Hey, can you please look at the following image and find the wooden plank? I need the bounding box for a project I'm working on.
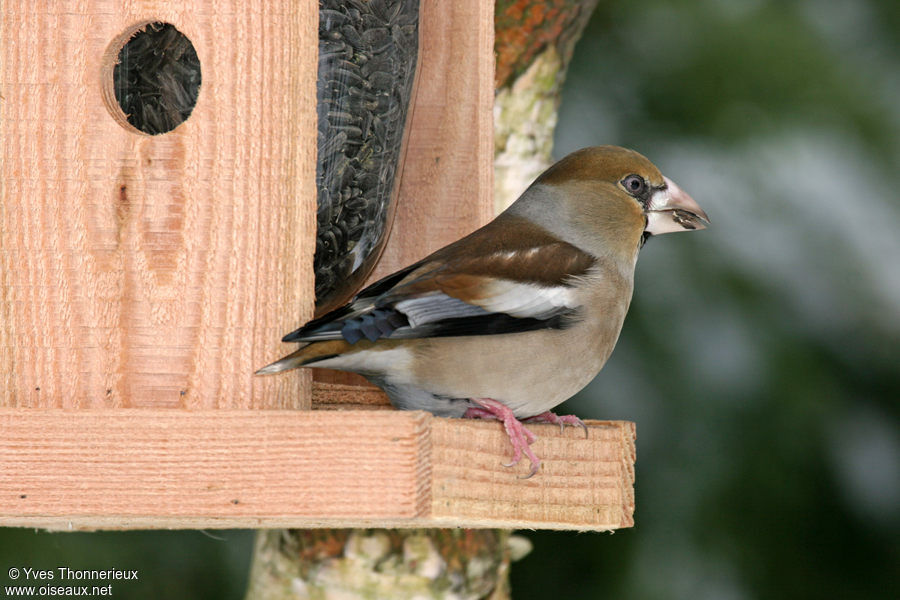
[0,1,316,409]
[312,381,392,411]
[0,410,634,531]
[431,419,635,529]
[0,409,432,527]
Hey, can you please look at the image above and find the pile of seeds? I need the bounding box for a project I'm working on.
[113,22,201,135]
[314,0,420,307]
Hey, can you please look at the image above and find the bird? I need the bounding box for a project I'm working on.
[258,145,709,477]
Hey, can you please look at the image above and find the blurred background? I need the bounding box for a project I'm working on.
[519,0,900,598]
[2,0,897,598]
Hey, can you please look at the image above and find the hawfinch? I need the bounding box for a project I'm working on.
[259,146,709,477]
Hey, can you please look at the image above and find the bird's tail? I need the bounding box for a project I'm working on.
[255,340,352,375]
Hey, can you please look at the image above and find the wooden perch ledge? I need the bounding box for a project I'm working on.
[0,409,635,532]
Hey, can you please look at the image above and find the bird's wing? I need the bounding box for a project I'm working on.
[283,216,597,344]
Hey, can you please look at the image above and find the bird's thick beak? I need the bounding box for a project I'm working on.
[644,176,710,235]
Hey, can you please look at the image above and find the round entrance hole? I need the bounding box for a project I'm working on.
[105,22,201,135]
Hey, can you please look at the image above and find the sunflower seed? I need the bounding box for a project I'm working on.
[314,0,420,305]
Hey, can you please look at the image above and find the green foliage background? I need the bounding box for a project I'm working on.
[2,1,897,598]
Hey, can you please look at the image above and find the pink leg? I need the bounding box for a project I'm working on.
[463,398,541,478]
[462,406,500,422]
[522,411,589,438]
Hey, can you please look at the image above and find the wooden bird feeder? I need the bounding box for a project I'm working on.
[0,1,634,532]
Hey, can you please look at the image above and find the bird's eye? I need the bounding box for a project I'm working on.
[622,174,646,196]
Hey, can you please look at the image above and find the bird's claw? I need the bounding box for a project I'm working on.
[464,401,589,477]
[499,419,541,479]
[522,411,589,438]
[465,398,541,477]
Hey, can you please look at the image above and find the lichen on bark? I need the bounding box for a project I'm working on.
[244,529,527,600]
[494,0,599,212]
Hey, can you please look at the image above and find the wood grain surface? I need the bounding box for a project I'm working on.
[0,410,635,531]
[0,1,316,409]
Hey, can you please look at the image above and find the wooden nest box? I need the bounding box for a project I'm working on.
[0,1,634,531]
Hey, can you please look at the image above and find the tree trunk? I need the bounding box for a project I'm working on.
[245,529,532,599]
[494,0,599,212]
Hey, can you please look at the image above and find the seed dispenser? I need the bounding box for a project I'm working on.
[314,0,421,314]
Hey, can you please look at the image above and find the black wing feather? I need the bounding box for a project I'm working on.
[282,261,423,343]
[405,310,577,339]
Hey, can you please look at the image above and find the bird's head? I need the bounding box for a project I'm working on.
[512,146,709,261]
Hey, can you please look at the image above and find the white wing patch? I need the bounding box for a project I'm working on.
[394,279,578,327]
[476,280,579,318]
[394,295,491,328]
[382,241,589,328]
